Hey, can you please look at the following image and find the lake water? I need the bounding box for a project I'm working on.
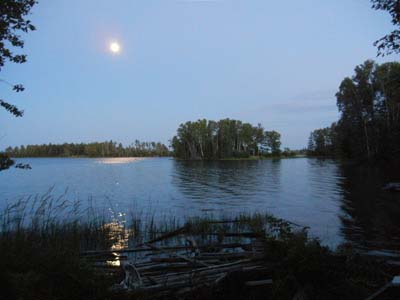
[1,157,399,253]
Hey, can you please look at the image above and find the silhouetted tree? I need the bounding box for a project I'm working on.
[171,119,283,160]
[0,0,37,171]
[372,0,400,56]
[309,60,400,161]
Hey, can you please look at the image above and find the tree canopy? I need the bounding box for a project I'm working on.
[264,131,282,156]
[171,118,282,160]
[308,60,400,161]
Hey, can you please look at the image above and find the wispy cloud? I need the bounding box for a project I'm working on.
[238,89,337,117]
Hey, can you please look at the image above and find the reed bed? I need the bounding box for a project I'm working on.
[0,192,399,300]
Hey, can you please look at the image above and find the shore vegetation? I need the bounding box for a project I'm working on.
[1,193,399,300]
[308,60,400,164]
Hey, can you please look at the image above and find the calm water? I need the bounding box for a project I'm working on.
[1,157,399,252]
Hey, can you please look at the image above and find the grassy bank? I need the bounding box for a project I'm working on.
[0,194,398,300]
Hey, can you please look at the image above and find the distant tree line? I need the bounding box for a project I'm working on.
[308,60,400,161]
[4,140,170,158]
[308,125,337,157]
[171,118,284,159]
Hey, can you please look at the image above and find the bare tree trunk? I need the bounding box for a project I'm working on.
[199,138,204,159]
[363,119,371,159]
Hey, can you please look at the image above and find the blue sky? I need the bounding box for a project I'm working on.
[0,0,397,149]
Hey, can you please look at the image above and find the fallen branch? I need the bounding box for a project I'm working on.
[81,242,250,256]
[145,243,210,267]
[245,279,273,287]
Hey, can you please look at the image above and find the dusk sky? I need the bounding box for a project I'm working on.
[0,0,397,149]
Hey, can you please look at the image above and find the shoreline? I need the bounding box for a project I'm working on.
[9,155,308,161]
[2,208,399,300]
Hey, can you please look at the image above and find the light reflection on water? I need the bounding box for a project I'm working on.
[0,157,399,253]
[104,220,131,266]
[96,157,146,165]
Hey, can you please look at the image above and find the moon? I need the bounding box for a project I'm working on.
[110,42,121,54]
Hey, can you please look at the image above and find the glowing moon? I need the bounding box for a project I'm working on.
[110,42,121,54]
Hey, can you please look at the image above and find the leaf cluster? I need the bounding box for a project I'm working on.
[372,0,400,56]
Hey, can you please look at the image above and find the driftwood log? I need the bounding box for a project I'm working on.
[82,220,400,299]
[86,221,272,297]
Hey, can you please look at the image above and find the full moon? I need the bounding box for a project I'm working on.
[110,42,121,54]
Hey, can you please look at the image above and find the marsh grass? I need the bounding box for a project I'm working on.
[0,192,394,300]
[0,191,117,300]
[0,191,298,300]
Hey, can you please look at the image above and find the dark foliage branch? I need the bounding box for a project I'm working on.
[0,99,23,117]
[0,0,36,117]
[0,0,36,171]
[0,0,37,70]
[372,0,400,56]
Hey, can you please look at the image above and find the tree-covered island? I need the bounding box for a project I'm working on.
[171,118,295,160]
